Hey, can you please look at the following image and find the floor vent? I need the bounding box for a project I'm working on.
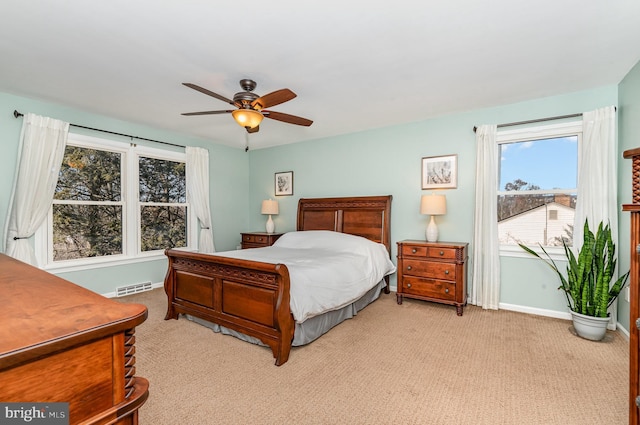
[116,281,153,297]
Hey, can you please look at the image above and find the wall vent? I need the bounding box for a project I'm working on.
[116,281,153,297]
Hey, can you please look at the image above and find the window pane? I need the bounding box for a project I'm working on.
[499,136,577,191]
[53,204,123,260]
[139,157,186,203]
[498,194,575,246]
[140,206,187,251]
[55,146,121,201]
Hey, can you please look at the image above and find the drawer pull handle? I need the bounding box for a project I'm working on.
[412,248,417,253]
[407,283,412,288]
[444,270,449,275]
[445,288,449,293]
[407,266,412,271]
[439,251,444,256]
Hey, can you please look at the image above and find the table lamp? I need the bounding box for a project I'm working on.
[420,194,446,242]
[261,199,279,234]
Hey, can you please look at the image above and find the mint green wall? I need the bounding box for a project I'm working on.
[0,91,249,294]
[617,60,640,331]
[0,82,626,310]
[248,86,619,316]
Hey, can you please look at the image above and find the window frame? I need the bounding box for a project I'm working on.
[35,133,196,272]
[497,120,582,260]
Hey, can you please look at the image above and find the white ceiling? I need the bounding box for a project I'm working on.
[1,1,640,150]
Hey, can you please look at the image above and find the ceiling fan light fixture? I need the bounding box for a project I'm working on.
[232,109,263,129]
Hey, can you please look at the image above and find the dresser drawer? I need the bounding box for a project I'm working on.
[402,259,456,280]
[242,234,270,244]
[240,232,283,249]
[401,245,458,260]
[426,247,458,260]
[401,245,429,257]
[401,276,456,301]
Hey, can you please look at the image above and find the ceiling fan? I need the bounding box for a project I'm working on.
[181,79,313,134]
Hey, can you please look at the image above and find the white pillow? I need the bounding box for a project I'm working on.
[274,230,383,255]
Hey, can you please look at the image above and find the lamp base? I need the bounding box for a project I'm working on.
[426,216,438,242]
[266,215,275,234]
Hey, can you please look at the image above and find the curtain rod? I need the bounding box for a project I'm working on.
[472,107,617,133]
[13,110,185,148]
[472,113,582,133]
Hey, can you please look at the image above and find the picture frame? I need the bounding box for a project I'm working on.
[275,171,294,196]
[422,154,457,189]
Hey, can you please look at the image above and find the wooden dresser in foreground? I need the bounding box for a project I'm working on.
[623,147,640,425]
[396,240,468,315]
[241,232,283,249]
[0,254,149,425]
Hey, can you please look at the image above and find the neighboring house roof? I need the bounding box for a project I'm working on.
[499,202,574,223]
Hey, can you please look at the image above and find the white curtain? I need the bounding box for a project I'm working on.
[573,106,617,246]
[186,146,215,253]
[471,124,501,309]
[4,113,68,265]
[573,105,618,328]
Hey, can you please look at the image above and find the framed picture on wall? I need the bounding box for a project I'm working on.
[275,171,294,196]
[422,154,457,189]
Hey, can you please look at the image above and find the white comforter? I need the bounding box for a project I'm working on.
[215,231,396,323]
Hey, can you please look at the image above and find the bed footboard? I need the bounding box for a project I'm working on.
[163,249,295,366]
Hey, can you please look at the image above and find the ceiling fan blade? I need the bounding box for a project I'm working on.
[252,89,296,110]
[183,83,237,106]
[246,125,260,134]
[181,110,234,116]
[263,110,313,126]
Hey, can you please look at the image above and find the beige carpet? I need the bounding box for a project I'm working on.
[119,288,628,424]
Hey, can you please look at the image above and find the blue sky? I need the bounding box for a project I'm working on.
[499,136,578,191]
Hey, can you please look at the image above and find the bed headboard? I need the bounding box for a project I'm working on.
[297,195,392,253]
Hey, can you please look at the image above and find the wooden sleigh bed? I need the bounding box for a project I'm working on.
[163,195,392,366]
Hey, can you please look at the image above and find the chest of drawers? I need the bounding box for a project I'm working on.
[396,240,468,315]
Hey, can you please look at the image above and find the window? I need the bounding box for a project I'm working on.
[36,134,194,270]
[497,121,580,249]
[138,156,187,252]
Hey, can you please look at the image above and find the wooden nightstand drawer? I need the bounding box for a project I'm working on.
[427,247,457,260]
[240,232,283,249]
[401,245,458,260]
[402,276,456,301]
[403,259,456,280]
[401,245,428,257]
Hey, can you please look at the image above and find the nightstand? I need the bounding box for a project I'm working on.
[396,240,468,315]
[240,232,283,249]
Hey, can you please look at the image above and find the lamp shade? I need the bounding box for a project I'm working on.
[261,199,279,215]
[420,194,446,215]
[232,109,263,129]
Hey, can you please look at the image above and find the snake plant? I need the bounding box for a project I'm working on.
[519,219,629,317]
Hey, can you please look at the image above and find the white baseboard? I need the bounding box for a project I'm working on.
[498,302,572,320]
[617,322,630,340]
[499,302,629,338]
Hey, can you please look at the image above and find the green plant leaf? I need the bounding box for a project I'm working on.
[519,218,629,318]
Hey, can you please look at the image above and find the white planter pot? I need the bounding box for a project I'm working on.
[570,311,610,341]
